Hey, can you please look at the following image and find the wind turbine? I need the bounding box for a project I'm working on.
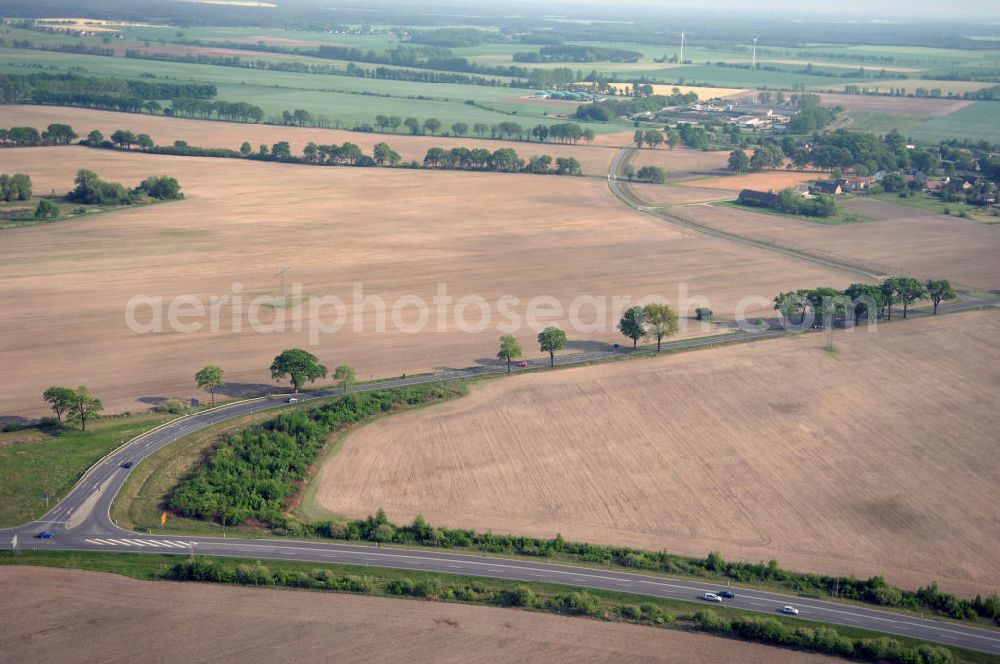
[679,31,685,63]
[752,36,758,69]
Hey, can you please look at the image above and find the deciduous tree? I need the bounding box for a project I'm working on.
[844,283,883,325]
[497,335,522,373]
[334,364,355,394]
[728,149,749,174]
[537,326,567,366]
[195,365,225,405]
[68,386,103,432]
[618,306,647,348]
[895,277,927,319]
[925,279,956,315]
[42,386,76,423]
[270,349,327,392]
[423,118,442,135]
[643,303,679,351]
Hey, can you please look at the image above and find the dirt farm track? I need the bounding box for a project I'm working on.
[0,567,839,664]
[313,310,1000,596]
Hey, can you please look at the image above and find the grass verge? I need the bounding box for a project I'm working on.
[1,550,994,664]
[0,414,169,528]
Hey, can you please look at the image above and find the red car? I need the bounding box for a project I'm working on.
[517,361,529,368]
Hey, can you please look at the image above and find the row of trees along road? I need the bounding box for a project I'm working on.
[497,304,681,371]
[42,279,954,429]
[774,278,956,325]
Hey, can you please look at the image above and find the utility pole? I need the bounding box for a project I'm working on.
[275,265,290,302]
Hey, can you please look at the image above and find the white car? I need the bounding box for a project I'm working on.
[781,605,800,615]
[701,592,723,602]
[285,397,299,403]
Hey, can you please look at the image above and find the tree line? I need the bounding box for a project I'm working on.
[125,48,509,88]
[0,123,77,147]
[514,44,642,64]
[86,127,588,177]
[493,304,680,376]
[774,277,956,326]
[422,146,582,175]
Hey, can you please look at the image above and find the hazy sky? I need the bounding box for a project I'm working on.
[543,0,1000,20]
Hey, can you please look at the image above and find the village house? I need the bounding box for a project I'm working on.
[811,181,842,195]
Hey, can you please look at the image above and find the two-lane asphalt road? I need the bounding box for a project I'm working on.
[3,312,999,654]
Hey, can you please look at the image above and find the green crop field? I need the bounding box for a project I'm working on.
[908,101,1000,143]
[843,110,926,135]
[0,47,620,131]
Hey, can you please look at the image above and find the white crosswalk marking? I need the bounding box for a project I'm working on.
[85,538,197,548]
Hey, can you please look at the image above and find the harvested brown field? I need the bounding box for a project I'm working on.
[0,567,838,664]
[628,148,730,180]
[678,199,1000,290]
[680,170,818,192]
[626,182,731,207]
[0,106,620,177]
[814,94,972,118]
[313,310,1000,596]
[0,147,860,417]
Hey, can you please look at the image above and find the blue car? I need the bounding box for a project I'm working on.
[37,531,55,539]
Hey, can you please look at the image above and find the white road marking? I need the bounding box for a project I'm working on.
[83,538,196,548]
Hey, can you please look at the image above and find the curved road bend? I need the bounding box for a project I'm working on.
[3,317,999,653]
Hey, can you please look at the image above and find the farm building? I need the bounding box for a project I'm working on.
[738,189,780,207]
[812,181,842,195]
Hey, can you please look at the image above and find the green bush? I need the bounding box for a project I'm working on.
[549,591,600,616]
[33,199,59,220]
[500,585,536,607]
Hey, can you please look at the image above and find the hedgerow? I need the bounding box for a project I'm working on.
[167,385,460,526]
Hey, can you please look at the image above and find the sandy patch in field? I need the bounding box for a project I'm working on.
[678,200,1000,290]
[0,106,620,177]
[681,170,818,192]
[0,147,860,417]
[314,311,1000,595]
[0,567,838,664]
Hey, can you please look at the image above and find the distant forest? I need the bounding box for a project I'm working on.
[6,0,1000,51]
